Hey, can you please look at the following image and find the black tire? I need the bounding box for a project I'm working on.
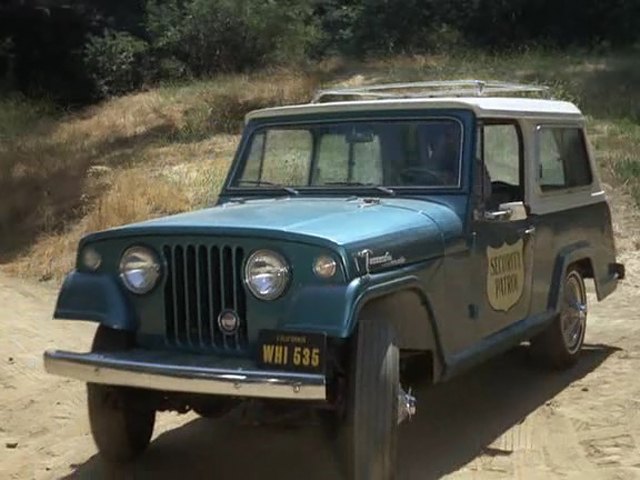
[192,406,222,418]
[191,398,236,418]
[87,326,156,463]
[340,319,399,480]
[530,268,588,370]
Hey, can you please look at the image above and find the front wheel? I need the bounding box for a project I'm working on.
[87,326,156,463]
[339,319,399,480]
[530,268,588,369]
[191,397,237,418]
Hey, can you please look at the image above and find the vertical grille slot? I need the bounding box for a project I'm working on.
[174,246,187,345]
[197,245,211,346]
[210,246,222,347]
[234,247,246,349]
[163,242,247,351]
[162,246,175,342]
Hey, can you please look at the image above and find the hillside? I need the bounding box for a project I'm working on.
[1,51,639,281]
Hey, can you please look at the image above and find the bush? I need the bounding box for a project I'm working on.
[84,31,150,97]
[0,95,57,140]
[146,0,318,77]
[614,157,640,206]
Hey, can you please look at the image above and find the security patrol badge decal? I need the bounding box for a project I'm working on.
[486,239,525,311]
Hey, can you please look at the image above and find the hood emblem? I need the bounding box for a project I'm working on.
[358,197,381,207]
[356,249,406,274]
[218,310,240,334]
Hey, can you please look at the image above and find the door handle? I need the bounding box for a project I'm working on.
[521,227,536,236]
[483,208,512,221]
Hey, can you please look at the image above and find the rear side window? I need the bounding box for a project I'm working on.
[538,127,592,191]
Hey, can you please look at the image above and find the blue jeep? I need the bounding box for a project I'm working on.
[44,81,624,479]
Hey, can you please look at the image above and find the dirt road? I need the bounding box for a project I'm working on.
[1,209,639,479]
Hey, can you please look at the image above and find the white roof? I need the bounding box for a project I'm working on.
[246,97,583,122]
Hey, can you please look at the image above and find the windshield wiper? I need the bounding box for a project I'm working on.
[324,181,395,196]
[235,180,299,195]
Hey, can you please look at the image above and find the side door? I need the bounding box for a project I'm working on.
[472,121,536,337]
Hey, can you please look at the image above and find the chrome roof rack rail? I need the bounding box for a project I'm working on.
[311,80,551,103]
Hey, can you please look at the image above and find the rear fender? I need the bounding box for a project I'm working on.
[548,242,610,312]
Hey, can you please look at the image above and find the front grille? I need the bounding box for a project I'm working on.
[163,244,247,351]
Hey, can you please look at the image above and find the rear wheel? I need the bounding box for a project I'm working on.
[87,326,156,463]
[339,319,399,480]
[530,269,588,369]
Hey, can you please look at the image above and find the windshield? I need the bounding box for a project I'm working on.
[231,119,463,190]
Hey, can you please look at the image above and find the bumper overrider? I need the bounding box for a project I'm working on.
[43,349,326,401]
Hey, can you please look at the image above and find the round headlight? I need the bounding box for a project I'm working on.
[313,255,337,278]
[119,246,161,295]
[81,246,102,271]
[244,250,289,300]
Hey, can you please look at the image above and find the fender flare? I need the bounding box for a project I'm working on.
[54,271,137,331]
[350,276,446,380]
[548,241,594,313]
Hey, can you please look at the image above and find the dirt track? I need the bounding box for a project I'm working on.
[1,202,640,479]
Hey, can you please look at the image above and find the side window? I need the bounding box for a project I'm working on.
[480,123,523,207]
[483,124,521,186]
[538,127,592,191]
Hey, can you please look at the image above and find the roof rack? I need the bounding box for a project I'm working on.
[311,80,551,103]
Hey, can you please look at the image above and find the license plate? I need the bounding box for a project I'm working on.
[257,330,326,373]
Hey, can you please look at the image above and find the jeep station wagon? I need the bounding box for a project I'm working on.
[44,80,624,479]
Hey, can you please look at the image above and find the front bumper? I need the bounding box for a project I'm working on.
[43,349,326,401]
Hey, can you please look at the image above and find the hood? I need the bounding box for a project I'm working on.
[87,197,464,266]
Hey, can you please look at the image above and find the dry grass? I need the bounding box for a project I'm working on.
[7,169,190,279]
[1,52,639,281]
[0,69,319,280]
[589,120,640,189]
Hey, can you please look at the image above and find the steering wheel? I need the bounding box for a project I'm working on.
[400,167,449,186]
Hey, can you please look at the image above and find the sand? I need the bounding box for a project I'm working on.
[1,191,639,479]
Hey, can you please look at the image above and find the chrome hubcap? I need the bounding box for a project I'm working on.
[398,386,416,424]
[560,273,587,354]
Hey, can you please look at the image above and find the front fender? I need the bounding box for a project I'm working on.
[54,271,136,331]
[282,259,441,340]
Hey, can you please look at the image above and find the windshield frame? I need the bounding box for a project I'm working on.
[223,112,471,197]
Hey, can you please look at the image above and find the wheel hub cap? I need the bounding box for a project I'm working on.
[398,386,416,424]
[560,274,587,354]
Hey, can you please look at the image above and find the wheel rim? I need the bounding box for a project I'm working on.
[560,272,587,354]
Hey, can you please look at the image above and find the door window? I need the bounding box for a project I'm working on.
[484,124,521,187]
[480,123,523,208]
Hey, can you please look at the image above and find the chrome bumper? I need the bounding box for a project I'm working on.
[43,349,326,401]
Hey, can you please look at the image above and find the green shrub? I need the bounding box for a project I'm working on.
[614,157,640,181]
[613,157,640,206]
[0,95,57,140]
[146,0,318,77]
[84,31,150,97]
